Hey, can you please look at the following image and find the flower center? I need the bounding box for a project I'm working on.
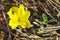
[18,18,20,22]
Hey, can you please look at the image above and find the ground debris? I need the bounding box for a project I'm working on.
[0,0,60,40]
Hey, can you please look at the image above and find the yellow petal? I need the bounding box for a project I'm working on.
[25,20,31,28]
[9,19,19,29]
[9,19,17,29]
[7,6,19,19]
[19,19,31,28]
[7,9,13,19]
[18,9,30,20]
[19,20,26,28]
[10,6,19,14]
[19,4,25,10]
[8,14,19,29]
[23,11,30,19]
[18,4,26,17]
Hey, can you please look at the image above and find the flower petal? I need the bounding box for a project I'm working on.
[25,20,31,28]
[7,6,19,19]
[19,20,31,28]
[19,4,25,10]
[9,19,18,29]
[8,14,19,29]
[23,11,30,19]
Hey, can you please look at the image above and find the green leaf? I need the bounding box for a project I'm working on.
[48,19,57,23]
[42,13,48,24]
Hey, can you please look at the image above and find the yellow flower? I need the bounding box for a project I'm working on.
[7,4,31,30]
